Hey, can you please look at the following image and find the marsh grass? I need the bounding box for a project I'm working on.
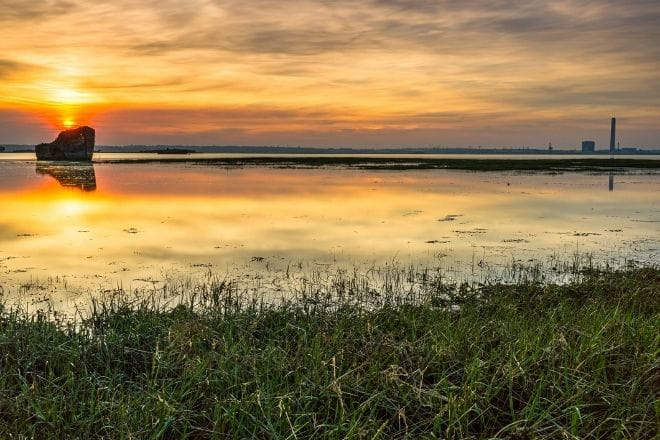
[0,267,658,438]
[100,156,660,172]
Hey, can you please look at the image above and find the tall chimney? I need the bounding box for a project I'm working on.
[610,117,616,153]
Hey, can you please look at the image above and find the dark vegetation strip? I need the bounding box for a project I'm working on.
[96,157,660,171]
[0,268,658,438]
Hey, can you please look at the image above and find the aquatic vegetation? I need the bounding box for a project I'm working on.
[100,156,660,172]
[0,266,657,438]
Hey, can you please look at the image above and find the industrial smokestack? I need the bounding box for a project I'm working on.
[610,117,616,153]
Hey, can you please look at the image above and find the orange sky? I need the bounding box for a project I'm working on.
[1,0,659,147]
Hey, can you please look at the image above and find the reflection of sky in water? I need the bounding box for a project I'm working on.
[0,161,658,308]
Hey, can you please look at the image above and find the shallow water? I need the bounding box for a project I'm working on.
[0,159,658,309]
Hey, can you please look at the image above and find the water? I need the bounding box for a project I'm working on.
[0,157,658,310]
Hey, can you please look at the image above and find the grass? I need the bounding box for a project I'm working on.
[97,156,660,171]
[0,267,658,438]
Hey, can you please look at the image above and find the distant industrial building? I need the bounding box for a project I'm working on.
[581,140,595,153]
[580,117,618,154]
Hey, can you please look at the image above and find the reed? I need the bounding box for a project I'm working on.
[0,267,657,438]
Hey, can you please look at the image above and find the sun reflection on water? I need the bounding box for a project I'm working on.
[0,163,657,311]
[53,198,88,217]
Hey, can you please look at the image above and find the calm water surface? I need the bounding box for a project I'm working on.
[0,158,658,308]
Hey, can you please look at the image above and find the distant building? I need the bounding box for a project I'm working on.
[581,140,596,153]
[610,117,616,153]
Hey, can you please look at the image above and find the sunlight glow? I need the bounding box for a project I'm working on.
[36,85,96,130]
[54,199,87,217]
[53,88,89,105]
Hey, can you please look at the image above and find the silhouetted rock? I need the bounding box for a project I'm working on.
[35,126,95,161]
[35,162,97,191]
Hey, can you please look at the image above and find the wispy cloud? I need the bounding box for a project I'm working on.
[0,0,658,146]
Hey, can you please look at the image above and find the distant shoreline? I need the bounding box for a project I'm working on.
[2,145,660,155]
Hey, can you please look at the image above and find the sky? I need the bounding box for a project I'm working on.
[1,0,659,148]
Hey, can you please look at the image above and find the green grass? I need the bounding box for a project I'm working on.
[0,268,658,438]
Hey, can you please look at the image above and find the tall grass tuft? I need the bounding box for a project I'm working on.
[0,267,658,438]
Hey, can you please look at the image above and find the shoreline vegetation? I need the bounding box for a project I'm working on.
[91,157,660,171]
[1,267,657,438]
[2,152,660,172]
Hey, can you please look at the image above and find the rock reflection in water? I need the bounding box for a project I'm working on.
[35,162,97,191]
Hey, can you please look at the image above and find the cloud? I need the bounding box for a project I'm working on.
[111,0,660,92]
[1,0,659,146]
[0,59,45,79]
[0,0,74,21]
[0,59,25,79]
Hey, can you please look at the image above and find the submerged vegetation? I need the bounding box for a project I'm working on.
[0,267,658,438]
[100,156,660,172]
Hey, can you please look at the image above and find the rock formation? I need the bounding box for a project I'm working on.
[35,162,97,191]
[35,126,95,161]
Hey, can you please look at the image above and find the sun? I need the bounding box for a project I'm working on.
[47,87,88,129]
